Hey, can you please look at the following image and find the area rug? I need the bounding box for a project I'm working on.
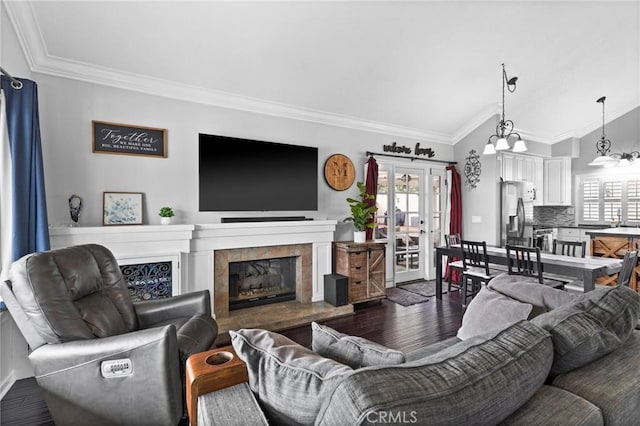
[385,287,430,307]
[398,280,448,297]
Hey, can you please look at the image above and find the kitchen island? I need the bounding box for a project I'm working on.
[585,227,640,290]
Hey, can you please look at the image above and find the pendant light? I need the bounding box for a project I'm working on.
[588,96,617,166]
[483,63,527,155]
[587,96,640,167]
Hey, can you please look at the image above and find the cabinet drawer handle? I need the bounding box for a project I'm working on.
[354,281,362,285]
[355,266,362,270]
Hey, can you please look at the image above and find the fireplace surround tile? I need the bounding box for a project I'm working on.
[214,243,313,319]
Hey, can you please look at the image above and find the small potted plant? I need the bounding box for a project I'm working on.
[159,206,175,225]
[344,181,378,243]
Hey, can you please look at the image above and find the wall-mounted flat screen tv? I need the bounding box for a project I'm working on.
[199,134,318,211]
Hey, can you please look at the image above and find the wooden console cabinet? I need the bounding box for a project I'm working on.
[333,241,386,303]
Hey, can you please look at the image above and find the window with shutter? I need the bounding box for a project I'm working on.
[629,180,640,222]
[578,175,639,225]
[603,181,622,223]
[582,180,599,221]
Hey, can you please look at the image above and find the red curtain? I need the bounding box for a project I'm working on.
[365,156,378,240]
[446,165,462,283]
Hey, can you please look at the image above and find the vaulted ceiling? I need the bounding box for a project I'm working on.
[5,1,640,145]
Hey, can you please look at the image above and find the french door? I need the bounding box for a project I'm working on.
[372,161,446,284]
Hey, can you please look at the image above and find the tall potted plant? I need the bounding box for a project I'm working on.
[345,181,378,243]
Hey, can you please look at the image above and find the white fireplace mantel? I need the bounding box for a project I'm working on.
[49,220,338,314]
[188,220,337,308]
[49,224,195,258]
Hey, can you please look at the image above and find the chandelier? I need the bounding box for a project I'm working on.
[483,63,527,155]
[588,96,640,167]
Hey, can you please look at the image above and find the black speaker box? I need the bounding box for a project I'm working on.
[324,274,348,306]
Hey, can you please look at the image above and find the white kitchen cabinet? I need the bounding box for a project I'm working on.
[543,157,572,205]
[557,227,580,241]
[501,153,515,181]
[499,153,544,205]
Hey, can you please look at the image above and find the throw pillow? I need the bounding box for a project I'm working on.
[311,322,406,368]
[488,272,576,316]
[230,328,352,425]
[532,285,640,376]
[457,287,533,340]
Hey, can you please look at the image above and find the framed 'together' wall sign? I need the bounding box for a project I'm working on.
[92,120,167,158]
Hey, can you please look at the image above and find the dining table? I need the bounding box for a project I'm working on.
[434,244,623,300]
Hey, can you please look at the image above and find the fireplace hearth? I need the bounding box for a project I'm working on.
[229,257,296,310]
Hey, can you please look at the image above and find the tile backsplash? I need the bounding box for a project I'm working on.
[534,205,575,227]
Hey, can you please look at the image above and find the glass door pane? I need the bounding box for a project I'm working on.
[374,171,389,240]
[428,170,446,279]
[394,169,423,282]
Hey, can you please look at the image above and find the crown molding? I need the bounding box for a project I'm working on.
[4,1,452,144]
[450,105,499,144]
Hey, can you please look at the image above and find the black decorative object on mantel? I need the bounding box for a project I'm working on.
[68,194,82,225]
[464,150,481,189]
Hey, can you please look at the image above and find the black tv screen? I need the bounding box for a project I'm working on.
[199,134,318,211]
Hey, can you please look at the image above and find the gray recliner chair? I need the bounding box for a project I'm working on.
[0,244,218,426]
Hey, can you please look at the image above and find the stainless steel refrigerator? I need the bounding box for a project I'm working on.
[500,180,535,246]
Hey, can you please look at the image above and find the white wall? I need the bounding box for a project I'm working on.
[36,75,454,238]
[452,116,501,244]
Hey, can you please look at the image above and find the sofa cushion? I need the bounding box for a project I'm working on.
[488,272,577,317]
[500,385,603,426]
[311,322,405,368]
[404,336,461,362]
[552,330,640,426]
[316,320,553,426]
[532,285,640,376]
[457,287,533,340]
[230,328,352,426]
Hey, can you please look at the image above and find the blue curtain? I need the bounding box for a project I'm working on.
[1,76,49,263]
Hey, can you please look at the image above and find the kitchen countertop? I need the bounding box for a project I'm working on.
[533,224,608,229]
[584,227,640,238]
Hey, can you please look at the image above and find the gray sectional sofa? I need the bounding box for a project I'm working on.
[193,278,640,426]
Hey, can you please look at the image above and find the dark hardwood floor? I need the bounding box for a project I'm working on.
[1,290,463,425]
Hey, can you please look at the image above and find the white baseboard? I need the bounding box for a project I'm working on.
[0,370,15,400]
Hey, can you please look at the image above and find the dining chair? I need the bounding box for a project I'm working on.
[506,236,532,247]
[505,244,544,284]
[460,240,500,306]
[552,239,586,258]
[444,234,463,292]
[505,244,566,289]
[617,250,638,287]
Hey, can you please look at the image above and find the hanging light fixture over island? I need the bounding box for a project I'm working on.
[588,96,639,167]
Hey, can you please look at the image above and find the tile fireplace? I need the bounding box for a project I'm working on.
[213,243,312,319]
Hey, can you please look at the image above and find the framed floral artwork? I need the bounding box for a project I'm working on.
[103,192,143,225]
